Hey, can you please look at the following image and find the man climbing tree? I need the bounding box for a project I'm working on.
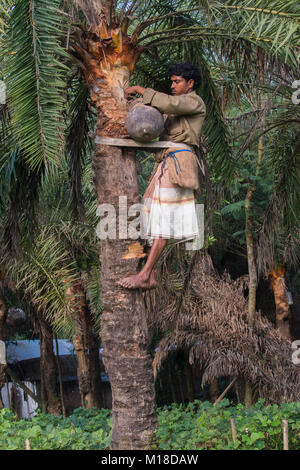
[118,63,206,290]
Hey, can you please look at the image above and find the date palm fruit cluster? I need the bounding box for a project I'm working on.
[125,103,164,142]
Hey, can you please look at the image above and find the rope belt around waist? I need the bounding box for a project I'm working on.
[94,135,193,152]
[166,149,193,175]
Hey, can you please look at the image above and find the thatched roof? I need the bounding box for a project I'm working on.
[148,251,300,404]
[9,354,109,383]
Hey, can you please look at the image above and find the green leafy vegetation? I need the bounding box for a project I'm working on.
[0,407,112,450]
[154,399,300,450]
[3,0,69,170]
[0,400,299,450]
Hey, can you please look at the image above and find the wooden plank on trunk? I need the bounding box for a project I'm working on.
[95,136,193,150]
[283,419,289,450]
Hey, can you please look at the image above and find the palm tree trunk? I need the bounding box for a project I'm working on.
[69,280,101,408]
[166,360,177,403]
[209,378,220,403]
[244,89,265,407]
[0,285,6,409]
[269,267,291,339]
[38,312,61,414]
[80,275,103,408]
[72,301,92,409]
[93,143,157,448]
[185,363,194,403]
[54,336,66,418]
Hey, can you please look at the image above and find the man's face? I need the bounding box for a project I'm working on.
[170,75,194,95]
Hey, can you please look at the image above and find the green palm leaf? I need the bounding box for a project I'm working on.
[0,0,12,35]
[210,0,300,66]
[257,127,300,273]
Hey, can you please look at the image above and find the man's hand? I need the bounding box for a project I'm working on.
[124,86,146,100]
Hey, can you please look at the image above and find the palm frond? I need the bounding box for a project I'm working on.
[0,0,12,35]
[8,227,79,337]
[0,103,10,144]
[182,41,235,183]
[73,0,119,27]
[1,148,44,258]
[152,253,300,403]
[66,78,95,221]
[133,0,299,72]
[80,267,102,335]
[213,0,300,66]
[72,0,104,27]
[3,152,102,336]
[132,42,235,185]
[2,0,70,171]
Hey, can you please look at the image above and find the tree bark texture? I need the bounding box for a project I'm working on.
[54,336,66,418]
[244,185,257,407]
[87,324,103,408]
[68,280,102,408]
[244,89,265,407]
[75,23,157,448]
[0,286,6,409]
[245,185,257,328]
[269,267,291,339]
[185,363,195,403]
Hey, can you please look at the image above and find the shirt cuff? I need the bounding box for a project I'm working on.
[142,88,157,105]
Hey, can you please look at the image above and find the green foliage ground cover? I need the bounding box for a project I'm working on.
[0,399,299,450]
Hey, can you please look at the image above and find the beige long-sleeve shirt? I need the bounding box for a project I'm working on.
[142,88,206,148]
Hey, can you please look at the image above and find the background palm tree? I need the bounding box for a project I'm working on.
[0,144,103,412]
[150,251,300,405]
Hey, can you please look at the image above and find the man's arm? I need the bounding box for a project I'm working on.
[125,86,146,99]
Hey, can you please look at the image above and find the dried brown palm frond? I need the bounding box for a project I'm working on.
[150,252,300,403]
[256,128,300,274]
[73,0,104,26]
[0,103,10,142]
[73,0,117,28]
[1,153,44,260]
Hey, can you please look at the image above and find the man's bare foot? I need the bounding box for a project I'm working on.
[117,271,158,290]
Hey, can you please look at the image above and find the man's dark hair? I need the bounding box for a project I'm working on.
[168,63,201,89]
